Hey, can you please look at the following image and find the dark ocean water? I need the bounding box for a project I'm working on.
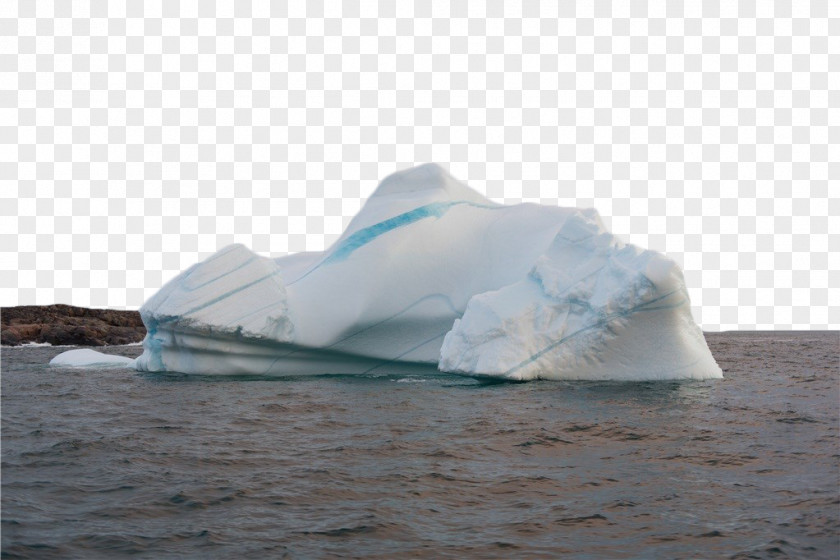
[2,332,838,559]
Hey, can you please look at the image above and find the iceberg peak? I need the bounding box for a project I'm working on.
[373,163,492,205]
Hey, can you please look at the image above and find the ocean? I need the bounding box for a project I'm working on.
[2,332,838,559]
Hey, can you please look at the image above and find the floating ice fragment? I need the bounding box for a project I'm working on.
[50,348,137,368]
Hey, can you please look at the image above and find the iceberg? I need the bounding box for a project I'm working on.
[52,164,722,380]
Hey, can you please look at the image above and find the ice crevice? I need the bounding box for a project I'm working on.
[50,163,722,381]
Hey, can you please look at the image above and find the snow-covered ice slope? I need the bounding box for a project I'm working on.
[128,163,720,380]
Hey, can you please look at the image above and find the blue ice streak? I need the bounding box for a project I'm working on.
[323,201,457,265]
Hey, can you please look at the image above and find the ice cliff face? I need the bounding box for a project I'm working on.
[438,211,719,380]
[134,163,722,380]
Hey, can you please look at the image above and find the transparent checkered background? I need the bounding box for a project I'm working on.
[1,1,837,330]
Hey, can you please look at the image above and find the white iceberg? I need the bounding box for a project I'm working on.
[53,164,722,380]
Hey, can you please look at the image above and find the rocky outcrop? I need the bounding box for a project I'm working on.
[1,304,146,346]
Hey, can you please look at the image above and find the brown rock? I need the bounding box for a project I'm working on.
[1,304,146,346]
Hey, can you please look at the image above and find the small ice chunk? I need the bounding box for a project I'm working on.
[49,349,137,368]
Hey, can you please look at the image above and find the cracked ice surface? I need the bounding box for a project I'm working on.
[54,164,722,380]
